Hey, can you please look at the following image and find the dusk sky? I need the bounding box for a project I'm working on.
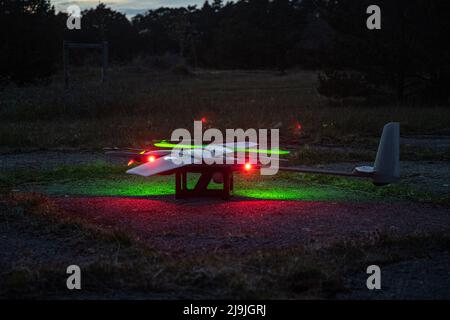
[52,1,207,17]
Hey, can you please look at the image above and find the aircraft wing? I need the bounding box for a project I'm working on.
[202,141,259,156]
[221,141,258,149]
[105,150,143,157]
[126,156,187,177]
[106,149,173,158]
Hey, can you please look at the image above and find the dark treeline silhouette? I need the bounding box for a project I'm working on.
[318,0,450,105]
[1,0,449,104]
[0,0,60,83]
[66,0,309,70]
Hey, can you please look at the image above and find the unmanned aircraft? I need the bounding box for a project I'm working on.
[106,122,399,199]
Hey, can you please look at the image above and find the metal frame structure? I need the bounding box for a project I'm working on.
[63,41,108,88]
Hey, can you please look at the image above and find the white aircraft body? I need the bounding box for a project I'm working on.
[107,123,400,198]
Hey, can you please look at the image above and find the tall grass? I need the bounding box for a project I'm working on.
[1,68,449,150]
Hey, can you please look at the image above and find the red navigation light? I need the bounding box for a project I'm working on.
[296,122,302,130]
[244,163,252,171]
[148,155,156,163]
[201,117,207,123]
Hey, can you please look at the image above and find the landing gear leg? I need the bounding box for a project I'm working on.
[174,167,234,199]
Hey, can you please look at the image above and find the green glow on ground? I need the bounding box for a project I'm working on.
[5,164,441,203]
[44,176,174,197]
[235,186,353,201]
[234,175,375,201]
[40,174,383,202]
[43,174,225,197]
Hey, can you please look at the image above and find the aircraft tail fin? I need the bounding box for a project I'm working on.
[281,122,400,186]
[372,122,400,185]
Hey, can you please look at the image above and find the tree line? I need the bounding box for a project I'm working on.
[1,0,449,105]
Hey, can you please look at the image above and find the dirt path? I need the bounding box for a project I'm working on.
[0,150,121,170]
[53,196,450,255]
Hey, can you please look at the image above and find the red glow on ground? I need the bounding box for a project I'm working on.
[52,196,432,255]
[127,159,135,166]
[51,196,356,254]
[52,197,321,255]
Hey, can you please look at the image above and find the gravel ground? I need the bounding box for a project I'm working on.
[53,197,450,255]
[0,150,121,171]
[338,252,450,299]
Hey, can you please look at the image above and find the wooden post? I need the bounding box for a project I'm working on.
[182,171,187,190]
[63,41,69,89]
[102,41,108,83]
[175,171,182,199]
[222,169,230,200]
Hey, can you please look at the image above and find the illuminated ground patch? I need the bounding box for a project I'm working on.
[44,176,175,197]
[40,174,395,202]
[3,163,415,202]
[234,186,355,201]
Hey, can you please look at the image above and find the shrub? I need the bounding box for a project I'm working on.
[317,70,374,99]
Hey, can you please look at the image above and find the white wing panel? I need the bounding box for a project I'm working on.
[126,156,187,177]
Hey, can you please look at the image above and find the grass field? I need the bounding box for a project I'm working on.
[1,68,449,151]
